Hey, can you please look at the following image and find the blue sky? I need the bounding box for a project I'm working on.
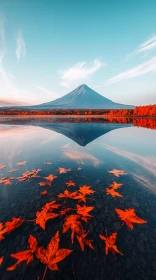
[0,0,156,106]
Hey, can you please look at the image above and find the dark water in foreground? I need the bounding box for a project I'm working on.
[0,117,156,280]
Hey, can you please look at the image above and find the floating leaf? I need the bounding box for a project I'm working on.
[40,190,48,195]
[18,169,41,182]
[108,169,127,177]
[57,190,77,202]
[58,168,71,174]
[76,204,94,222]
[65,180,76,187]
[115,208,147,230]
[63,215,82,244]
[74,185,95,203]
[0,256,4,265]
[36,231,72,275]
[0,217,24,241]
[35,201,60,229]
[0,165,6,170]
[100,231,123,255]
[7,235,37,271]
[0,177,14,185]
[77,230,94,251]
[44,162,52,165]
[16,161,27,166]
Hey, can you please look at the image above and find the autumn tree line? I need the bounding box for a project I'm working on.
[0,104,155,116]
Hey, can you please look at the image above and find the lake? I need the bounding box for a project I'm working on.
[0,116,156,280]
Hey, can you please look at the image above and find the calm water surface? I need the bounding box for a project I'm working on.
[0,117,156,280]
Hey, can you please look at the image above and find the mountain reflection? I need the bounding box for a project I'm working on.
[0,117,134,146]
[0,116,155,146]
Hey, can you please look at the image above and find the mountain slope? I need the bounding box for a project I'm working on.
[34,84,134,109]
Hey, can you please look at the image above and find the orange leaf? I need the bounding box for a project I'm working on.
[108,169,127,177]
[18,169,41,182]
[57,190,77,201]
[76,204,94,222]
[35,201,60,229]
[74,185,95,203]
[7,235,37,271]
[40,190,48,195]
[36,231,72,274]
[58,168,71,174]
[0,177,14,185]
[115,208,147,230]
[0,256,4,265]
[77,230,94,251]
[65,180,76,187]
[0,217,24,241]
[43,174,57,186]
[0,164,6,170]
[63,215,82,244]
[100,232,123,256]
[106,188,123,198]
[16,161,27,166]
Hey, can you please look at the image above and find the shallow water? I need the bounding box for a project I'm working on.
[0,117,156,280]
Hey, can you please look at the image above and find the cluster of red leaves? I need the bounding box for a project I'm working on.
[63,214,94,251]
[18,169,41,182]
[106,181,123,198]
[0,162,148,278]
[0,217,24,241]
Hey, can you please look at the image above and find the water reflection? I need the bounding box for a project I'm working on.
[0,117,156,280]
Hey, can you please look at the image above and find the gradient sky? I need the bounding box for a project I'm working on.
[0,0,156,106]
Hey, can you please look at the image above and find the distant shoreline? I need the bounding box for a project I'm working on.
[0,105,155,117]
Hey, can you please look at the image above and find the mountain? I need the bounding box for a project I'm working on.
[34,84,134,109]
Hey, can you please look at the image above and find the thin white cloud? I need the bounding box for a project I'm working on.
[136,34,156,56]
[36,86,57,100]
[105,56,156,86]
[16,31,26,61]
[60,59,104,88]
[0,16,5,51]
